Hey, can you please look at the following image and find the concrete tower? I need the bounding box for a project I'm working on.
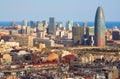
[23,20,27,26]
[94,6,106,47]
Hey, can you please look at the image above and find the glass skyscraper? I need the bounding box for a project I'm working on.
[94,6,106,47]
[48,17,56,35]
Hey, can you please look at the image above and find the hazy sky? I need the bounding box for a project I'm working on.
[0,0,119,21]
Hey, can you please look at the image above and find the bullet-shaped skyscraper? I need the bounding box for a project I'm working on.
[94,6,106,47]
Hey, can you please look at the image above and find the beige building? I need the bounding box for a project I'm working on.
[19,35,34,47]
[106,66,119,79]
[9,30,19,35]
[2,54,12,64]
[67,31,72,39]
[9,35,34,47]
[111,66,119,79]
[35,43,46,49]
[26,26,31,35]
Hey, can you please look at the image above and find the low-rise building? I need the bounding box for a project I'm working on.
[34,38,55,47]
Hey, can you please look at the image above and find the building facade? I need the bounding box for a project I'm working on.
[112,30,120,40]
[23,20,27,26]
[48,17,56,34]
[72,26,84,44]
[94,6,106,47]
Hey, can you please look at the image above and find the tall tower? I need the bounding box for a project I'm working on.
[30,21,36,28]
[72,25,84,44]
[83,21,87,35]
[67,20,73,31]
[23,20,27,26]
[94,6,106,47]
[48,17,56,34]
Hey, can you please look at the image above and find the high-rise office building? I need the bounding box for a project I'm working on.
[112,30,120,40]
[72,25,84,44]
[48,17,56,34]
[67,20,73,31]
[30,21,36,28]
[83,21,87,35]
[94,6,106,47]
[23,20,27,26]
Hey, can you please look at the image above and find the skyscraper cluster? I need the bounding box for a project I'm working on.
[1,6,107,47]
[72,6,106,47]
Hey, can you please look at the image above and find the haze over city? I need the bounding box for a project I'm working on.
[0,0,120,21]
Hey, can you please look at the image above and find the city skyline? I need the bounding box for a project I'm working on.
[0,1,120,78]
[0,0,120,21]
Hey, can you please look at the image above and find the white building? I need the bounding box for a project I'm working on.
[67,32,72,39]
[60,31,64,37]
[55,30,60,36]
[6,42,19,47]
